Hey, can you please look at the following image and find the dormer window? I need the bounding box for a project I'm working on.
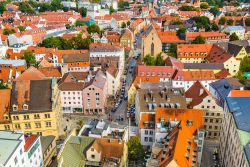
[23,104,28,110]
[13,105,18,111]
[4,116,9,120]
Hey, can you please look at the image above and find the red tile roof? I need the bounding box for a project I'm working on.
[24,135,38,152]
[158,31,185,43]
[15,66,46,81]
[185,81,210,107]
[184,70,215,81]
[137,65,176,78]
[186,32,228,41]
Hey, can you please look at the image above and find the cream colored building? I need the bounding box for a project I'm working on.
[223,56,240,76]
[141,25,162,58]
[194,96,223,138]
[10,79,61,139]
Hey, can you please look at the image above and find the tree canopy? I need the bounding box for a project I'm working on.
[209,7,219,16]
[176,27,186,37]
[227,19,234,25]
[179,5,197,11]
[219,17,227,25]
[192,35,206,44]
[229,32,239,41]
[128,137,144,161]
[200,2,209,9]
[211,23,219,31]
[109,6,115,14]
[18,26,26,32]
[143,53,165,66]
[192,16,210,31]
[87,24,100,34]
[23,50,36,67]
[239,57,250,73]
[75,20,85,27]
[245,18,250,26]
[118,0,129,11]
[3,28,16,35]
[18,2,35,14]
[50,0,63,11]
[39,35,93,50]
[168,44,177,58]
[79,7,87,17]
[0,83,8,89]
[0,3,7,14]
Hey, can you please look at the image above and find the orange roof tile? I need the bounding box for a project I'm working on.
[15,66,46,81]
[140,113,155,129]
[184,70,215,81]
[186,32,228,41]
[155,108,204,167]
[229,90,250,97]
[158,31,185,43]
[0,89,11,122]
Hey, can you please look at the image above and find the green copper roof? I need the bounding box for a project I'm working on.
[238,130,250,146]
[59,136,95,167]
[243,72,250,79]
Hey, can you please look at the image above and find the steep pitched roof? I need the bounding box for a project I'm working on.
[15,66,46,81]
[0,89,11,122]
[185,81,210,107]
[91,138,124,160]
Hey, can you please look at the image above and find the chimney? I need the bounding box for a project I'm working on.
[199,89,204,96]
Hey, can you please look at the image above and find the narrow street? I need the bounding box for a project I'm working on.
[201,139,220,167]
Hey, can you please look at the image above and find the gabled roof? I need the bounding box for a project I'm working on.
[227,43,244,56]
[0,89,11,122]
[91,138,124,160]
[185,81,210,107]
[15,66,46,81]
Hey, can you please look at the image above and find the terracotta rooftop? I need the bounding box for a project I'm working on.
[158,31,185,43]
[24,135,38,152]
[185,81,210,107]
[229,90,250,97]
[0,89,11,122]
[183,70,216,81]
[15,66,46,81]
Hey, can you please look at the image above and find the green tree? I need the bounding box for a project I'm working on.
[227,19,234,25]
[127,20,130,26]
[75,20,85,27]
[207,0,216,6]
[65,24,73,29]
[229,32,239,41]
[3,28,16,35]
[176,27,186,37]
[23,51,36,67]
[155,53,165,66]
[128,137,144,161]
[121,22,126,28]
[245,18,250,26]
[219,17,227,25]
[50,0,63,11]
[239,57,250,72]
[109,6,115,14]
[39,37,66,49]
[78,7,87,17]
[0,3,7,14]
[168,44,177,58]
[211,23,219,31]
[18,26,26,32]
[87,24,100,34]
[118,0,129,11]
[143,54,155,65]
[19,2,35,14]
[192,35,206,44]
[200,2,209,9]
[172,20,183,25]
[179,5,196,11]
[0,83,8,89]
[209,7,219,16]
[192,16,210,31]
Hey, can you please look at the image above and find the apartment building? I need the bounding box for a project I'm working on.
[0,89,12,131]
[185,81,223,139]
[59,70,108,115]
[61,52,90,74]
[186,32,229,43]
[146,108,205,167]
[10,67,61,138]
[89,43,125,71]
[135,87,187,148]
[172,70,217,91]
[0,131,43,167]
[40,135,56,167]
[220,90,250,167]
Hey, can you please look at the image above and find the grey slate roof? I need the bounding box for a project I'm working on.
[62,53,90,63]
[227,43,244,56]
[40,135,55,154]
[209,78,243,105]
[11,79,52,113]
[184,63,224,70]
[226,97,250,132]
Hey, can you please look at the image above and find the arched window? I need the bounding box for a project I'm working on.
[151,43,154,56]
